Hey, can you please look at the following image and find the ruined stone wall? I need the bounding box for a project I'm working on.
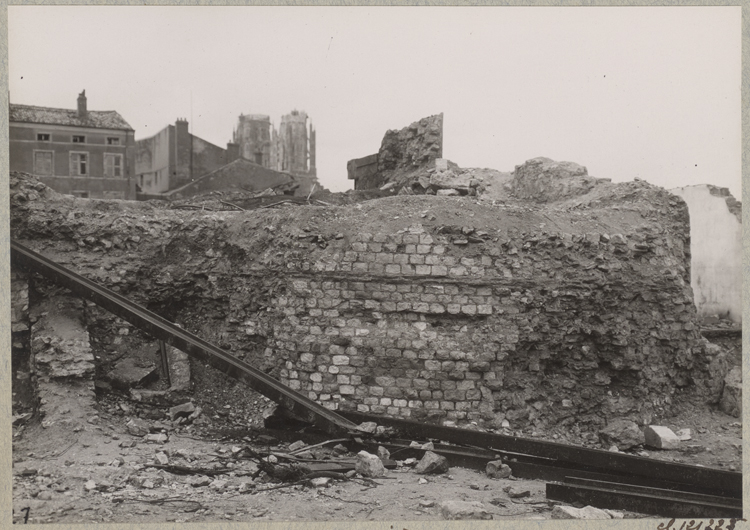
[10,172,707,431]
[669,184,742,323]
[349,114,444,190]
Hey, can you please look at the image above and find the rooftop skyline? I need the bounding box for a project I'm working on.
[8,6,741,196]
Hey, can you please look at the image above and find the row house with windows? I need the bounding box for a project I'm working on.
[9,91,136,199]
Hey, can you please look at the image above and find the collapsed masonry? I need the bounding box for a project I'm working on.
[11,160,722,432]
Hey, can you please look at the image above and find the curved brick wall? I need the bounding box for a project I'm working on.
[11,172,708,431]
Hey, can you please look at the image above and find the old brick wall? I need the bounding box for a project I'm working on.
[246,216,700,429]
[10,172,706,432]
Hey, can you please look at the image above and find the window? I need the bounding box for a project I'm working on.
[70,152,88,176]
[107,137,120,145]
[37,133,50,141]
[104,153,123,177]
[72,135,85,143]
[33,151,53,176]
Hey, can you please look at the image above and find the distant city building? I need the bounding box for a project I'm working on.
[9,90,136,199]
[135,118,240,196]
[234,110,317,185]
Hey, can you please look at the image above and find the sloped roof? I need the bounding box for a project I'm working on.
[166,157,297,198]
[9,103,134,131]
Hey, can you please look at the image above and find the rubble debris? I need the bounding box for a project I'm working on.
[126,418,150,437]
[720,366,742,418]
[414,451,449,475]
[485,460,512,479]
[356,421,378,433]
[512,157,607,202]
[376,446,390,461]
[675,428,692,441]
[288,440,306,452]
[106,358,158,390]
[310,477,331,488]
[169,402,196,421]
[503,486,531,498]
[598,419,645,450]
[551,505,614,519]
[145,433,169,444]
[355,451,386,478]
[644,426,681,450]
[438,500,492,520]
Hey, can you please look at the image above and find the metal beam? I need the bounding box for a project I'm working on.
[546,482,742,519]
[340,411,741,498]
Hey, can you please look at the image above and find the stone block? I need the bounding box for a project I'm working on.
[486,460,512,479]
[598,419,644,450]
[644,425,681,450]
[439,501,492,520]
[415,451,449,474]
[355,451,385,477]
[720,366,742,418]
[551,505,612,519]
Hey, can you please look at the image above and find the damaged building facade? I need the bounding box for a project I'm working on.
[669,184,742,324]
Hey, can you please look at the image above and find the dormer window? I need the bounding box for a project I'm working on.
[37,133,50,141]
[72,135,85,143]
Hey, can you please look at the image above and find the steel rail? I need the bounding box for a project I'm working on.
[340,411,742,498]
[10,240,360,435]
[546,482,742,519]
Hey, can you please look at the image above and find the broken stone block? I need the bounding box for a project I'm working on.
[357,421,378,434]
[333,444,348,455]
[552,505,613,519]
[126,418,150,436]
[598,419,644,450]
[145,433,168,444]
[355,451,385,477]
[288,440,306,452]
[155,452,169,465]
[421,441,435,450]
[644,425,681,450]
[168,402,195,421]
[107,358,158,390]
[376,446,391,461]
[436,189,460,196]
[504,486,530,498]
[414,451,449,475]
[720,366,742,418]
[189,476,212,487]
[486,460,512,479]
[675,428,692,441]
[84,480,97,492]
[310,477,331,488]
[439,500,492,520]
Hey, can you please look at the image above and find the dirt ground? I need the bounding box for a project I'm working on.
[12,376,742,525]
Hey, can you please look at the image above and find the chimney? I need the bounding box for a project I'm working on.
[77,90,87,119]
[226,142,240,163]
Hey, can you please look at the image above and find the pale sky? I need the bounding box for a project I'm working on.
[8,6,741,197]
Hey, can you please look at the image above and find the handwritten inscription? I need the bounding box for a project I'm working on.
[658,518,747,530]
